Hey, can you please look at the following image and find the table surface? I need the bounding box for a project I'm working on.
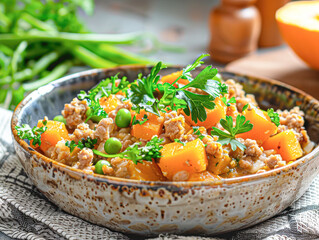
[81,0,319,99]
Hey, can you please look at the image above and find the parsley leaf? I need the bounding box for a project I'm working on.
[221,96,236,106]
[132,114,148,126]
[267,108,280,127]
[192,126,205,140]
[176,91,216,122]
[92,136,164,164]
[211,115,253,151]
[15,120,47,147]
[65,137,98,153]
[129,62,166,116]
[242,104,249,112]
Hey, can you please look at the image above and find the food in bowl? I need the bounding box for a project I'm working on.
[15,54,314,182]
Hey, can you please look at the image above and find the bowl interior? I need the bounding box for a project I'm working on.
[15,66,319,145]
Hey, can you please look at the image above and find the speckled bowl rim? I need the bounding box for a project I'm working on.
[11,65,319,188]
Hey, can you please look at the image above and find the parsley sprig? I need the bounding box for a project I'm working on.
[65,137,98,153]
[128,54,228,123]
[93,136,163,164]
[211,115,253,151]
[267,108,280,127]
[15,120,47,147]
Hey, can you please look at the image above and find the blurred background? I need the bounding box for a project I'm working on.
[0,0,318,110]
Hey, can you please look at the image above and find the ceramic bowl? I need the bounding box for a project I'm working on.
[11,65,319,236]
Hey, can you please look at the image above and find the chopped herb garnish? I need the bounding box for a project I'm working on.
[65,137,98,153]
[132,114,148,126]
[267,108,280,127]
[242,104,249,112]
[174,139,186,146]
[211,115,253,151]
[93,136,164,164]
[15,120,47,147]
[221,96,236,106]
[192,126,205,140]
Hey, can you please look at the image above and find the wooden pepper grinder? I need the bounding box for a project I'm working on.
[208,0,261,63]
[255,0,290,47]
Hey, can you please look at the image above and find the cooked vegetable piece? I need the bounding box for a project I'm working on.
[53,115,66,124]
[37,120,69,153]
[131,110,164,140]
[262,130,303,161]
[236,108,277,145]
[160,70,189,87]
[158,138,208,180]
[207,155,232,175]
[94,160,112,175]
[104,137,122,154]
[128,160,166,181]
[115,109,132,128]
[188,171,221,181]
[183,97,226,129]
[99,95,122,113]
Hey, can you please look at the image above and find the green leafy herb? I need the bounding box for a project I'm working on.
[132,114,148,126]
[192,126,205,140]
[211,115,253,151]
[93,136,163,164]
[15,120,47,147]
[129,62,166,115]
[65,137,98,153]
[174,139,186,146]
[242,104,249,112]
[158,54,228,123]
[267,108,280,127]
[77,82,108,122]
[221,96,236,106]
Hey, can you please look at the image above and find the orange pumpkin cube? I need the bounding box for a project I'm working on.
[188,171,221,181]
[37,120,69,153]
[161,70,189,87]
[158,138,208,180]
[131,110,164,141]
[183,97,226,129]
[262,130,303,161]
[128,160,166,181]
[236,108,277,145]
[99,95,122,113]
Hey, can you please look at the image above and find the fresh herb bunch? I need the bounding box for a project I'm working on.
[15,120,47,147]
[211,115,253,151]
[267,108,280,127]
[65,137,98,153]
[93,136,164,164]
[128,54,228,123]
[0,0,162,110]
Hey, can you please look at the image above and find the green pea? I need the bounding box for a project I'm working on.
[53,115,66,124]
[94,160,112,175]
[86,108,104,123]
[104,137,122,154]
[115,109,131,128]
